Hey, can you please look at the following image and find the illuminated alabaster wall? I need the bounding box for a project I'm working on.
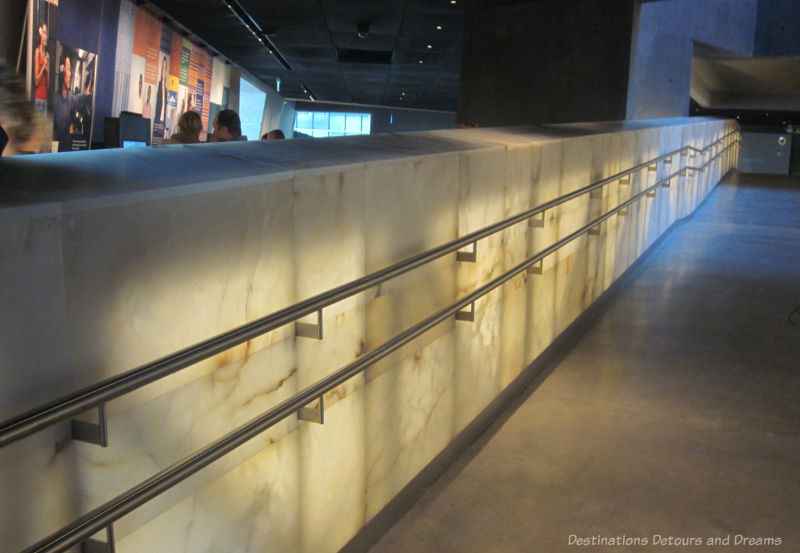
[0,117,737,553]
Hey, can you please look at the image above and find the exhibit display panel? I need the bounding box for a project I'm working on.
[0,117,738,553]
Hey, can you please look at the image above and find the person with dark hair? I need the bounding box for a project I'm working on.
[52,53,76,144]
[76,71,93,135]
[34,23,49,114]
[167,110,202,144]
[261,129,285,140]
[209,109,245,142]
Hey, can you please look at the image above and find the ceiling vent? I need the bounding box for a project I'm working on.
[337,49,393,64]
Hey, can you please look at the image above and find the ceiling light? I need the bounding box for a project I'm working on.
[221,0,292,70]
[436,25,442,30]
[401,92,406,96]
[450,0,456,4]
[419,60,424,63]
[427,44,432,49]
[302,85,318,102]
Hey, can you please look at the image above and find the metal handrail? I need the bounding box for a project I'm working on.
[20,136,739,553]
[0,128,739,449]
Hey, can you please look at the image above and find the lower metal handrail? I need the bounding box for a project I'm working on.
[20,137,739,553]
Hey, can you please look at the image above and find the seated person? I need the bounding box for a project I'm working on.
[261,129,285,140]
[208,109,246,142]
[166,110,202,144]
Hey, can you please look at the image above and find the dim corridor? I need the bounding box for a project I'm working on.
[365,172,800,553]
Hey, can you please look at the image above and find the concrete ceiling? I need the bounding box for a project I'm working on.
[692,56,800,111]
[144,0,800,118]
[145,0,477,111]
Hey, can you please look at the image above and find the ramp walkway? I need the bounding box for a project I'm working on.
[367,172,800,553]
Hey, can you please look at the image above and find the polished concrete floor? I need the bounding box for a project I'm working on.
[367,173,800,553]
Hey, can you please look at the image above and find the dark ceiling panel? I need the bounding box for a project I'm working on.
[145,0,477,110]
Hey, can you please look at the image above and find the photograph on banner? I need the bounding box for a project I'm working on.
[165,89,178,137]
[151,51,170,144]
[31,0,58,118]
[52,42,96,151]
[128,55,146,115]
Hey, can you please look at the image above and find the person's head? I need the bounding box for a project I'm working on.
[177,110,202,136]
[39,23,47,46]
[61,54,71,92]
[211,109,241,141]
[262,129,285,140]
[0,60,50,155]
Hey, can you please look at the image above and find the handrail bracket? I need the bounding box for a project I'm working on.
[296,310,323,340]
[72,404,109,447]
[456,241,478,263]
[455,302,475,322]
[527,259,543,275]
[298,396,324,424]
[81,524,115,553]
[529,211,545,228]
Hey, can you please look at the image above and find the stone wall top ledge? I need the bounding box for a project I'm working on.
[0,117,726,210]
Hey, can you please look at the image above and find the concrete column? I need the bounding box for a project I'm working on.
[457,0,636,127]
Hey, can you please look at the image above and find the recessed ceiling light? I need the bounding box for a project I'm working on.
[427,44,432,49]
[450,0,456,4]
[419,60,424,63]
[401,92,406,96]
[436,25,442,30]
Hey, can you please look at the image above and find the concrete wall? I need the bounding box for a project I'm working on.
[754,0,800,56]
[739,131,792,174]
[628,0,758,119]
[458,0,636,127]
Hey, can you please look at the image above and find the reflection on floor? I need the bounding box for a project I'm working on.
[366,172,800,553]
